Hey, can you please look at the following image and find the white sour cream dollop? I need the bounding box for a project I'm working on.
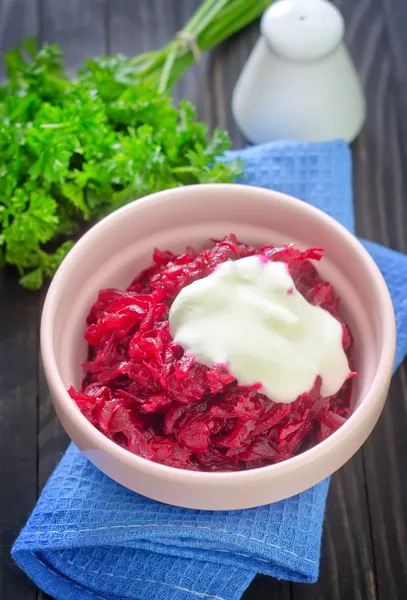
[169,256,350,403]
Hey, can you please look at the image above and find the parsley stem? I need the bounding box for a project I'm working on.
[130,0,271,93]
[40,123,70,129]
[158,45,178,94]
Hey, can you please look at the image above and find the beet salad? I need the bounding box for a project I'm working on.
[69,234,355,471]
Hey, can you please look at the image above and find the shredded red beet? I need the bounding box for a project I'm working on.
[69,234,354,471]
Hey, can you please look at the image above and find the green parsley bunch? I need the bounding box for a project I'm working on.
[0,0,270,288]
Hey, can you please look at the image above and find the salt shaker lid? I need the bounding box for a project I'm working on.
[261,0,345,61]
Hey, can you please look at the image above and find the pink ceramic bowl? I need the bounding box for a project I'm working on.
[41,184,396,510]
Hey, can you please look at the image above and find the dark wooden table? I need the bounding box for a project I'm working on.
[1,1,407,599]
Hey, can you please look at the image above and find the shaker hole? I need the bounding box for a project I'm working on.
[299,15,306,21]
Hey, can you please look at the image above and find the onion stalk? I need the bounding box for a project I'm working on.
[125,0,271,93]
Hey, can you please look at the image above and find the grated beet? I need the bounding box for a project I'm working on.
[68,234,354,471]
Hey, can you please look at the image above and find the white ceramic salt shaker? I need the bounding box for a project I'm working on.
[232,0,366,143]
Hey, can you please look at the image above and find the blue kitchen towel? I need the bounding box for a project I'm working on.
[12,140,407,600]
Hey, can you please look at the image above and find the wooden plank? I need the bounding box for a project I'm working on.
[353,39,407,600]
[0,3,40,599]
[360,27,407,587]
[0,0,38,79]
[108,0,201,104]
[36,0,108,490]
[0,274,39,600]
[382,0,407,105]
[37,353,69,600]
[362,370,407,599]
[35,0,107,489]
[38,348,69,493]
[39,0,106,76]
[108,0,185,56]
[197,20,259,147]
[36,3,108,599]
[243,577,291,600]
[338,1,407,599]
[293,460,377,600]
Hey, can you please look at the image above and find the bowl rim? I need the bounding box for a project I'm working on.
[41,183,396,482]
